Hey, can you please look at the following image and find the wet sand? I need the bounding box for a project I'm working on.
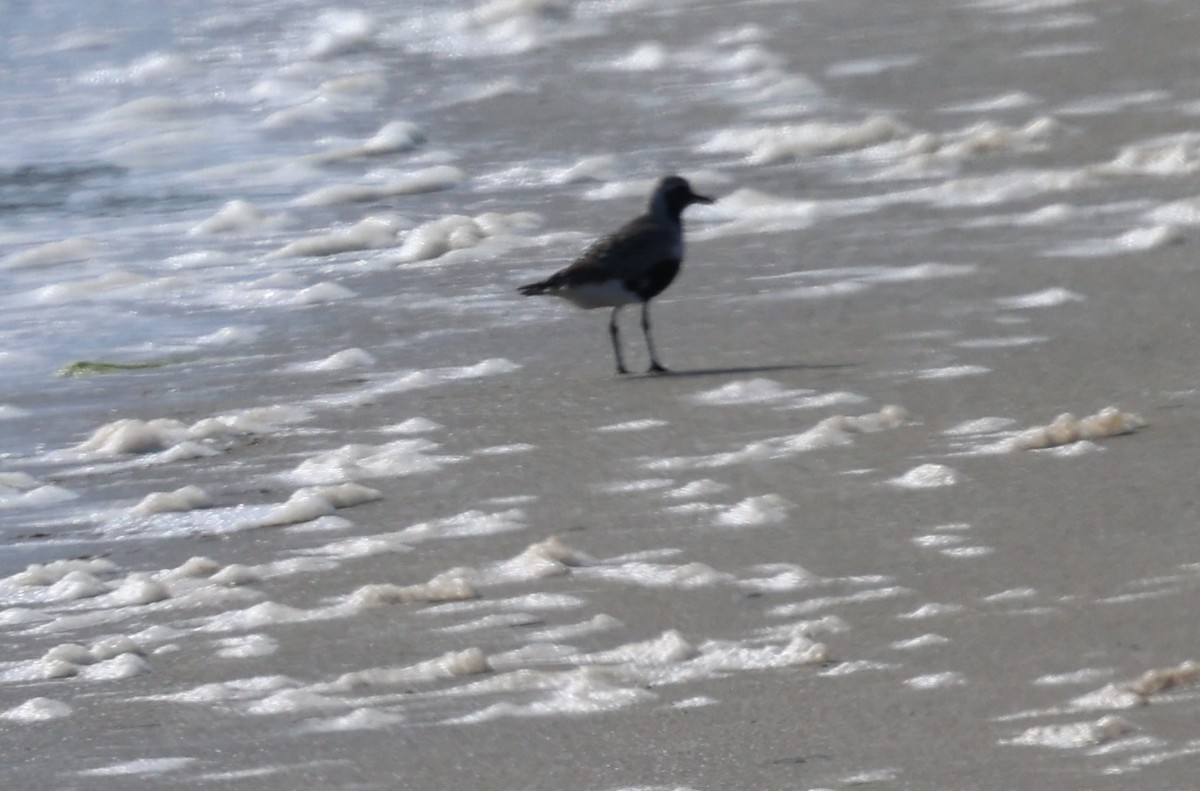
[4,0,1200,788]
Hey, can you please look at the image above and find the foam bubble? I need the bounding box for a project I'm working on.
[292,165,463,207]
[2,238,99,268]
[189,200,280,235]
[307,121,426,163]
[916,364,991,380]
[334,647,490,690]
[79,757,196,777]
[714,494,790,527]
[285,438,461,484]
[1004,715,1133,749]
[132,485,212,515]
[699,115,906,164]
[905,671,967,690]
[3,558,116,587]
[302,708,407,733]
[1010,407,1145,451]
[648,405,906,470]
[288,348,377,372]
[244,483,381,528]
[347,576,478,607]
[594,418,668,432]
[888,464,959,489]
[394,211,542,263]
[267,216,402,259]
[1,697,73,722]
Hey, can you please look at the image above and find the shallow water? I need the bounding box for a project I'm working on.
[3,0,1200,788]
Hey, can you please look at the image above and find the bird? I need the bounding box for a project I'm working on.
[518,175,715,375]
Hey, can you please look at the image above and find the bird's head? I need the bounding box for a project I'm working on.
[653,175,715,219]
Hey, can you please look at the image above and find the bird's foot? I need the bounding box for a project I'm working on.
[647,362,669,374]
[616,365,630,375]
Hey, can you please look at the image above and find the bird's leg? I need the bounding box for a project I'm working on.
[609,306,629,375]
[642,301,668,373]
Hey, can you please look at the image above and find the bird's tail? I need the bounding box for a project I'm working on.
[517,279,550,297]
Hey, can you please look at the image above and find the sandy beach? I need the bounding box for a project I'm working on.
[3,0,1200,788]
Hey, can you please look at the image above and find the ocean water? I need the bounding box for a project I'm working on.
[3,0,1200,787]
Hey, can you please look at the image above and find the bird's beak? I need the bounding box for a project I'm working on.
[691,192,715,205]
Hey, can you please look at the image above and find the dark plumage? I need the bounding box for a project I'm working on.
[518,175,714,374]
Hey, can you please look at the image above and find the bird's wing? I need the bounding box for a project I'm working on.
[549,214,677,286]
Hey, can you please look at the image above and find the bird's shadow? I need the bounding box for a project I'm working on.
[620,362,858,380]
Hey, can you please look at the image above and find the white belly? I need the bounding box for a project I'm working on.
[556,279,641,309]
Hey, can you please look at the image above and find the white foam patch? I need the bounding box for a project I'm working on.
[332,647,491,690]
[474,443,536,456]
[941,546,994,558]
[905,671,966,690]
[897,602,965,619]
[197,325,259,347]
[944,417,1017,435]
[287,348,377,373]
[73,405,311,458]
[284,438,462,484]
[3,558,117,588]
[981,587,1038,603]
[916,365,990,380]
[714,494,790,527]
[1,697,73,722]
[579,561,733,589]
[689,378,801,405]
[771,586,912,617]
[189,200,285,235]
[942,91,1040,113]
[596,478,674,494]
[887,464,959,489]
[1148,194,1200,225]
[1035,668,1113,686]
[132,485,212,515]
[306,120,426,162]
[267,215,402,259]
[698,115,907,164]
[0,483,78,510]
[690,188,822,238]
[597,41,671,71]
[242,483,382,528]
[301,708,407,733]
[739,564,819,593]
[292,165,463,207]
[549,154,617,185]
[79,757,197,777]
[1069,661,1200,712]
[315,358,521,409]
[1009,407,1146,451]
[1049,224,1183,257]
[395,211,542,264]
[996,287,1084,309]
[890,634,950,651]
[594,418,668,432]
[1101,131,1200,177]
[647,405,906,470]
[210,633,279,659]
[3,238,99,268]
[826,55,920,78]
[663,479,729,500]
[397,509,528,543]
[1004,716,1133,749]
[912,533,966,549]
[380,417,443,434]
[687,379,864,411]
[525,614,623,642]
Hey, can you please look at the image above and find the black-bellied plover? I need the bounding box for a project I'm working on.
[518,175,714,374]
